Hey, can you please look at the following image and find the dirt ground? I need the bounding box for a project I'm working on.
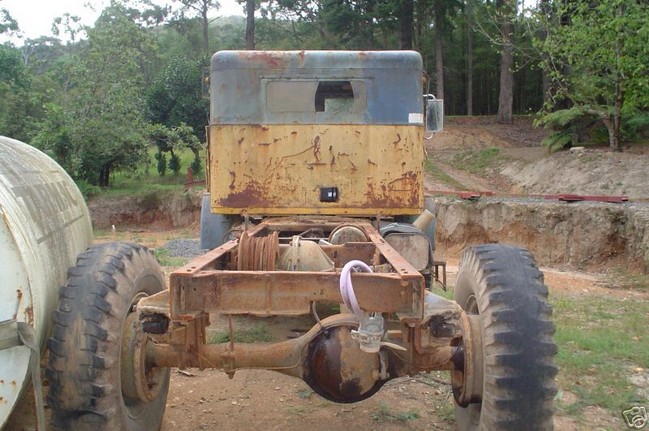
[426,117,649,199]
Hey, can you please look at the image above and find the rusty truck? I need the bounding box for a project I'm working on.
[45,51,557,430]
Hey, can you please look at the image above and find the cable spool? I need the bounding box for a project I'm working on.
[236,231,279,271]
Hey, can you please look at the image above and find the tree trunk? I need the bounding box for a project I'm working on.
[399,0,414,50]
[609,68,624,152]
[497,0,514,124]
[201,7,209,56]
[610,3,624,152]
[466,0,473,115]
[539,0,552,106]
[364,1,375,49]
[99,165,110,187]
[434,0,444,101]
[245,0,255,50]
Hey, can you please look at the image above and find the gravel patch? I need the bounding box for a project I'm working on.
[162,239,207,258]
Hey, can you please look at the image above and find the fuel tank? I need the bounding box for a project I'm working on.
[0,136,93,426]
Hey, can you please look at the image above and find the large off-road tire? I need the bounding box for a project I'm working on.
[46,242,170,431]
[453,244,557,430]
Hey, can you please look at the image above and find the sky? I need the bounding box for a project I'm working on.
[1,0,244,44]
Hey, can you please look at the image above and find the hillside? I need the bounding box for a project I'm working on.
[426,117,649,199]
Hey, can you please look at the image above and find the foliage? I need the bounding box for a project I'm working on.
[146,122,202,176]
[168,152,181,174]
[536,107,602,152]
[32,3,156,186]
[0,44,35,141]
[75,179,102,199]
[190,155,202,175]
[154,151,167,176]
[0,8,18,35]
[146,55,209,142]
[451,147,502,173]
[537,0,649,151]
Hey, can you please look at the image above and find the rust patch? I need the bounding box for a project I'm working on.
[313,136,321,162]
[365,172,420,208]
[25,305,34,325]
[219,181,272,208]
[229,171,236,191]
[13,289,23,320]
[387,171,419,189]
[245,51,283,67]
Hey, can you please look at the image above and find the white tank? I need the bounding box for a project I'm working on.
[0,136,93,427]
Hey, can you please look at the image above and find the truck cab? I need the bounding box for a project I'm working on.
[206,50,428,217]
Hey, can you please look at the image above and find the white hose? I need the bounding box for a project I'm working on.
[339,260,373,318]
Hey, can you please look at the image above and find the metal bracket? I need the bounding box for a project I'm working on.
[0,320,46,430]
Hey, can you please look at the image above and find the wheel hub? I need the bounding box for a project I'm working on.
[450,312,484,407]
[121,310,167,403]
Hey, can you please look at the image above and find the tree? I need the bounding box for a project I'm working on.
[246,0,255,49]
[33,3,156,186]
[0,44,34,141]
[147,122,201,176]
[0,8,18,35]
[537,0,649,151]
[399,0,414,49]
[466,0,473,115]
[496,0,514,123]
[173,0,220,55]
[146,55,209,142]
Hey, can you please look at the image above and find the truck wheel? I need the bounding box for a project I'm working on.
[200,192,235,249]
[46,242,170,431]
[452,244,557,430]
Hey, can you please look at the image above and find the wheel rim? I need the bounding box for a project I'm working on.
[121,293,168,419]
[451,312,484,407]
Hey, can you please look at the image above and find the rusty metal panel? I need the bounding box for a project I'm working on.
[210,51,423,125]
[209,124,424,215]
[170,270,420,318]
[161,219,426,320]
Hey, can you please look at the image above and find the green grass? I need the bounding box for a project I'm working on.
[425,158,466,190]
[450,147,503,174]
[207,324,273,344]
[153,247,190,267]
[551,294,649,416]
[285,405,310,416]
[296,389,314,399]
[371,403,420,423]
[603,269,649,290]
[445,279,648,422]
[99,146,205,198]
